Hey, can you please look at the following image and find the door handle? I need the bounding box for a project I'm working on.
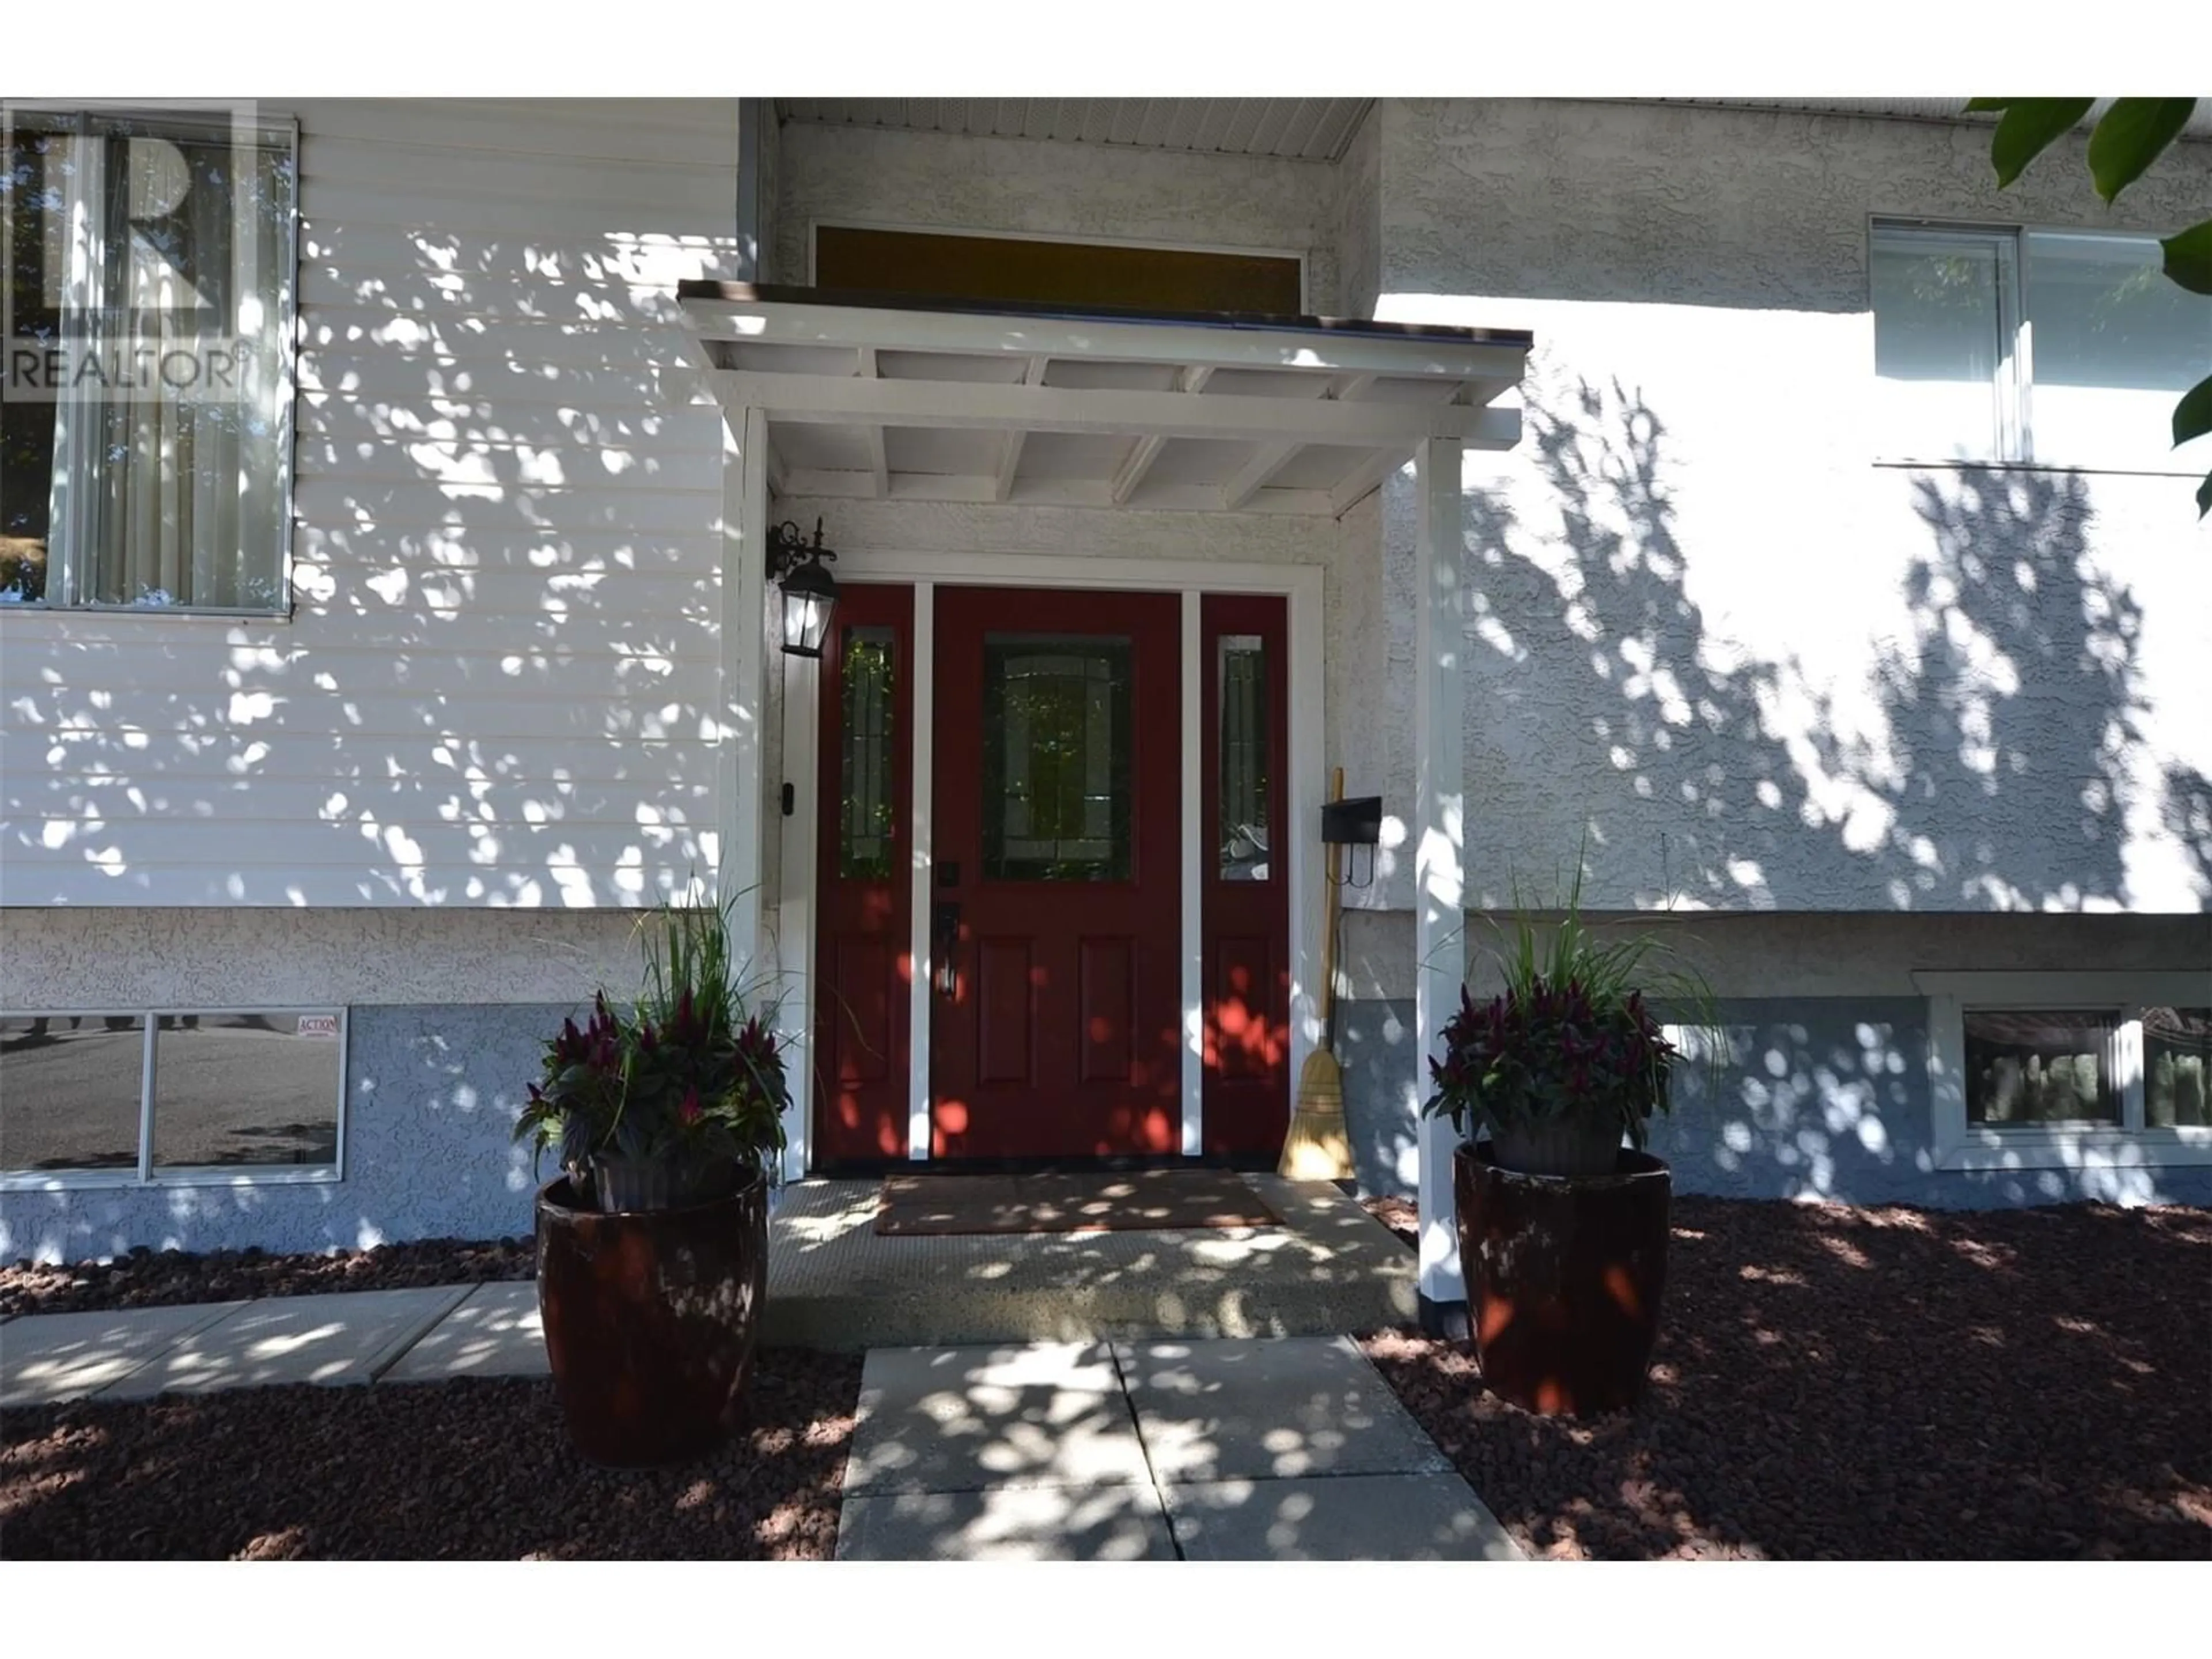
[931,902,961,997]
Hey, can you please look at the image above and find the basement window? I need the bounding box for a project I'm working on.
[0,1009,344,1186]
[1920,974,2212,1170]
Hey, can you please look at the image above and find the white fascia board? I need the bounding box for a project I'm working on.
[684,296,1530,387]
[717,371,1521,449]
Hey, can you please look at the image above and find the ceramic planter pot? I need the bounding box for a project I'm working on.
[535,1167,768,1467]
[1452,1139,1670,1417]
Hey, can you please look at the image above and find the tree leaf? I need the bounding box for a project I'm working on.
[2198,470,2211,520]
[1963,97,2016,113]
[2163,219,2212,296]
[2088,99,2196,203]
[1987,99,2097,187]
[2176,373,2212,449]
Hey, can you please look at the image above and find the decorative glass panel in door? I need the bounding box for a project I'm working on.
[838,626,896,880]
[981,634,1132,881]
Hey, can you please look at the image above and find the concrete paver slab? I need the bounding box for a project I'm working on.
[95,1286,472,1400]
[1115,1334,1449,1483]
[845,1341,1153,1493]
[836,1484,1177,1560]
[380,1282,548,1382]
[1,1301,247,1407]
[1161,1472,1525,1560]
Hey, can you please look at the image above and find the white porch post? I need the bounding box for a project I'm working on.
[1412,436,1467,1314]
[719,404,770,1001]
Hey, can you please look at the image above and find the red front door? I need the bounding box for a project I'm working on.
[929,586,1182,1158]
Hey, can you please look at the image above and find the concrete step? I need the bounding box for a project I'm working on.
[763,1174,1416,1351]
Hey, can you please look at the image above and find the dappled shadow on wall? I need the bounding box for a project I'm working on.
[1457,362,2206,914]
[5,214,738,909]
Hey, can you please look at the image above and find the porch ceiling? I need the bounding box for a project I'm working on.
[677,283,1532,518]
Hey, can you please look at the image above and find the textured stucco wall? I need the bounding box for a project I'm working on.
[1331,104,1381,321]
[1,1002,566,1263]
[1338,907,2212,1003]
[1352,99,2212,917]
[776,122,1342,312]
[1,908,648,1007]
[1337,991,2212,1211]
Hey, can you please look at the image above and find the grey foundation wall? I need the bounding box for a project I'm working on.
[1338,993,2212,1211]
[1,1003,571,1265]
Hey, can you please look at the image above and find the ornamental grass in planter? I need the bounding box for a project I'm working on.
[513,897,790,1467]
[1422,877,1717,1417]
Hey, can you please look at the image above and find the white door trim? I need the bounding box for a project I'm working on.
[782,547,1323,1169]
[905,581,936,1162]
[1179,590,1205,1155]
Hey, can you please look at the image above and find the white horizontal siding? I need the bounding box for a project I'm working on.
[0,99,745,909]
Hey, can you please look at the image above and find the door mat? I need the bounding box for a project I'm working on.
[874,1169,1282,1236]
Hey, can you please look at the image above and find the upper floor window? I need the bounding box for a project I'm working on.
[1871,221,2210,476]
[1,107,296,612]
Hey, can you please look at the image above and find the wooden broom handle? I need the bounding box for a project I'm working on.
[1321,767,1343,1025]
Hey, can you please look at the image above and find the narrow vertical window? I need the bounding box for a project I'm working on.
[1217,632,1269,881]
[838,625,896,880]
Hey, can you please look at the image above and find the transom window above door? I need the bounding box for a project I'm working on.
[813,225,1305,315]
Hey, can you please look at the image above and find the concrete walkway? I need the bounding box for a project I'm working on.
[2,1292,1519,1561]
[835,1336,1522,1560]
[0,1282,548,1407]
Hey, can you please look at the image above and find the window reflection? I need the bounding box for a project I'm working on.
[0,1016,145,1171]
[1963,1009,2120,1125]
[148,1013,342,1168]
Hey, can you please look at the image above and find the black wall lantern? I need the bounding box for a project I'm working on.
[1319,794,1383,889]
[767,517,839,659]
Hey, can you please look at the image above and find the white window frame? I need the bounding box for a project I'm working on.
[1919,972,2212,1171]
[1870,217,2203,478]
[0,103,300,618]
[0,1007,347,1190]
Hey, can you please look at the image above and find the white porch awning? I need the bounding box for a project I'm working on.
[677,283,1532,518]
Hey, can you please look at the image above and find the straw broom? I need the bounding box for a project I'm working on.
[1279,767,1354,1181]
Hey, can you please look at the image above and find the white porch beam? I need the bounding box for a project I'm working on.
[782,469,1338,516]
[1109,366,1213,505]
[1412,435,1468,1316]
[1221,372,1380,510]
[684,294,1532,385]
[722,371,1518,448]
[993,355,1049,501]
[858,348,888,498]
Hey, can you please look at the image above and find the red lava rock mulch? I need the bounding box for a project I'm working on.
[1360,1196,2212,1559]
[1360,1194,1417,1248]
[0,1350,863,1560]
[1,1237,535,1320]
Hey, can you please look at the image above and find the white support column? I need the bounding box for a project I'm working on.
[1412,436,1468,1313]
[719,406,770,984]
